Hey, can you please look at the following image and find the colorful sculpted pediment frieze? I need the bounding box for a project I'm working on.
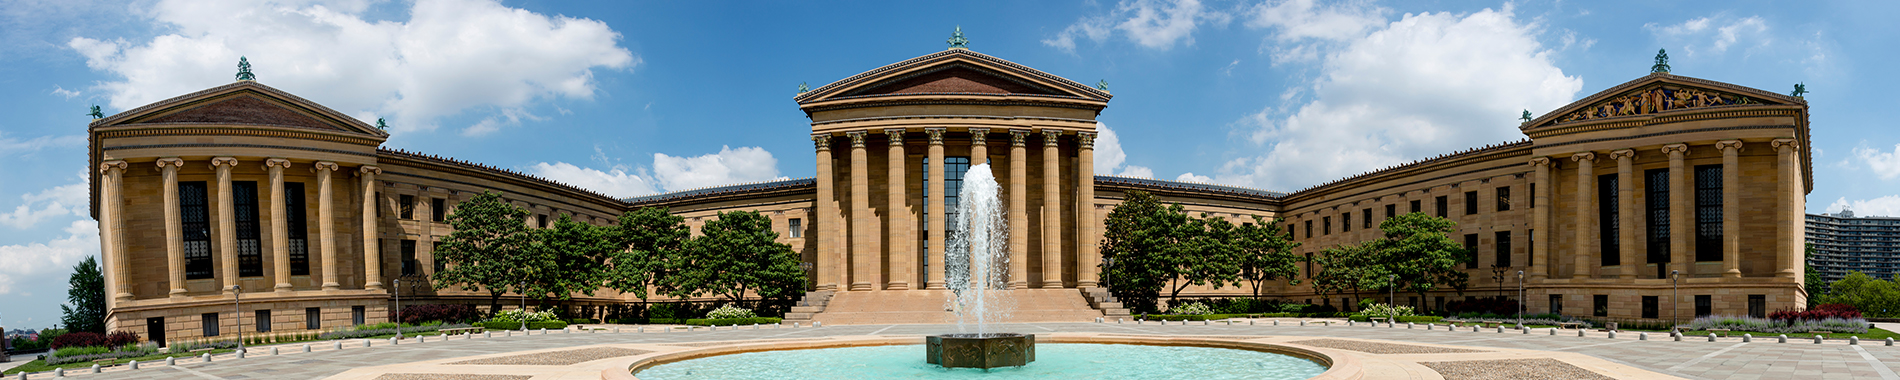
[1552,84,1773,124]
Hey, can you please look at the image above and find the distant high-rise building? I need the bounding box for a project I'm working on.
[1807,210,1900,283]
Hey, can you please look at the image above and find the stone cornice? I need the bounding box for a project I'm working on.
[90,81,388,138]
[95,123,385,147]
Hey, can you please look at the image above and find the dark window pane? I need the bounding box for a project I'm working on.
[286,183,309,276]
[255,310,271,332]
[235,181,263,277]
[305,308,321,330]
[1362,209,1372,229]
[1600,174,1619,266]
[1496,231,1512,267]
[1550,294,1563,315]
[1748,295,1766,318]
[1593,295,1609,317]
[1695,165,1723,261]
[1642,296,1659,319]
[1410,200,1421,214]
[1694,295,1712,317]
[1465,191,1478,215]
[1497,186,1512,211]
[1646,169,1670,269]
[202,312,219,337]
[1435,196,1447,218]
[182,182,214,280]
[1465,234,1479,269]
[399,195,415,220]
[432,198,446,222]
[401,240,417,276]
[1341,213,1350,233]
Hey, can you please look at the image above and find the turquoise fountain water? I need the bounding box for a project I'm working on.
[633,343,1328,380]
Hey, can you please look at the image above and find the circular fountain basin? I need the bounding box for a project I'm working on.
[632,343,1327,380]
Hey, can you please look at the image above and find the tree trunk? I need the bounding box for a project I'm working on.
[489,291,503,318]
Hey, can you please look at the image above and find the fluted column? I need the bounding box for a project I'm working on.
[1612,149,1638,279]
[1007,130,1030,289]
[813,134,839,291]
[266,158,293,292]
[1772,139,1802,279]
[925,128,947,290]
[847,132,874,291]
[158,158,187,297]
[1529,157,1552,280]
[100,160,130,302]
[1663,144,1691,276]
[1040,129,1064,288]
[1571,152,1596,279]
[315,161,340,291]
[212,157,240,291]
[360,165,384,291]
[1717,140,1743,278]
[968,128,989,166]
[885,129,911,290]
[1076,132,1099,288]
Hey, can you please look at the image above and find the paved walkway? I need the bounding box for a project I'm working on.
[16,320,1900,379]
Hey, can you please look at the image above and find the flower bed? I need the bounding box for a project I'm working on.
[1683,315,1868,334]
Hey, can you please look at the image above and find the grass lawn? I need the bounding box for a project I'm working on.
[3,348,236,375]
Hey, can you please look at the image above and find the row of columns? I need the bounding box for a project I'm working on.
[1527,139,1800,280]
[813,128,1098,291]
[96,157,384,303]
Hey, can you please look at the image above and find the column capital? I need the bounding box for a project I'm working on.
[1570,151,1596,163]
[1529,156,1552,167]
[1041,129,1061,147]
[313,161,340,172]
[1661,143,1690,156]
[263,158,293,170]
[812,134,831,151]
[1009,129,1029,147]
[1077,132,1096,149]
[359,165,382,176]
[969,128,989,145]
[925,128,946,145]
[1609,149,1636,161]
[845,131,867,148]
[210,156,240,169]
[1771,138,1800,152]
[155,157,185,169]
[99,160,128,174]
[1715,139,1744,152]
[884,128,905,145]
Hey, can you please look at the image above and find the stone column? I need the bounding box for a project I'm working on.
[846,132,874,291]
[1076,132,1099,288]
[925,128,947,290]
[100,160,130,302]
[1008,130,1030,289]
[212,157,240,291]
[1773,139,1802,279]
[1612,149,1638,279]
[1529,157,1552,280]
[360,166,384,291]
[1663,144,1691,276]
[813,134,839,291]
[968,128,989,166]
[315,161,341,291]
[265,158,293,292]
[885,129,911,290]
[1717,140,1743,278]
[158,158,187,297]
[1040,129,1064,288]
[1571,152,1596,279]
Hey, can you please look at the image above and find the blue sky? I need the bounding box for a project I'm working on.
[0,0,1893,329]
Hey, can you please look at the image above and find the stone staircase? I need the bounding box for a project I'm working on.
[1080,287,1132,319]
[782,290,835,324]
[792,289,1107,325]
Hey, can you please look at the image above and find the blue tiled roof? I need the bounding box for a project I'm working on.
[622,178,817,204]
[1092,175,1285,199]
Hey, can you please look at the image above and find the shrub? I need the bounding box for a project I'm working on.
[1360,303,1416,317]
[491,309,558,323]
[706,304,758,319]
[320,323,472,340]
[1278,303,1316,313]
[1166,302,1212,315]
[1349,315,1443,323]
[46,343,158,365]
[52,346,110,357]
[1685,315,1867,334]
[50,332,105,349]
[477,321,567,330]
[1771,304,1862,321]
[401,304,483,324]
[681,317,782,326]
[103,331,140,347]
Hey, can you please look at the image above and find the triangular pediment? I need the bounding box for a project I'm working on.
[796,49,1111,104]
[94,81,389,138]
[1522,73,1802,132]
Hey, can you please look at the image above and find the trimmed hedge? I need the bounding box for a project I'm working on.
[680,317,782,326]
[1348,315,1443,323]
[478,321,568,330]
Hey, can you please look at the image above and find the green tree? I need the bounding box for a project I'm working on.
[1166,215,1243,307]
[1099,190,1183,313]
[664,211,805,304]
[1366,212,1472,303]
[60,256,106,334]
[1820,271,1900,317]
[1235,216,1302,300]
[1805,243,1826,308]
[1310,243,1382,310]
[606,207,689,317]
[524,213,613,305]
[431,191,537,317]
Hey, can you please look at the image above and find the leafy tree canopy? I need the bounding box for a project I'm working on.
[431,191,537,316]
[664,211,805,303]
[525,213,615,302]
[606,207,689,303]
[1235,216,1302,300]
[60,256,106,334]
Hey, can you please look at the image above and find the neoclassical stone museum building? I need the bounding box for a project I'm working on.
[87,43,1813,342]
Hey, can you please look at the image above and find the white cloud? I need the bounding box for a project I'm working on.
[1209,5,1581,191]
[527,162,657,198]
[533,146,786,197]
[1644,15,1770,57]
[1855,144,1900,180]
[1091,123,1154,178]
[0,172,89,229]
[1828,196,1900,218]
[1044,0,1229,52]
[0,220,99,295]
[0,133,86,157]
[50,85,82,99]
[1176,172,1213,183]
[68,0,637,135]
[1244,0,1385,64]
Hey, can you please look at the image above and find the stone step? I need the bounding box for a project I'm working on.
[807,289,1104,325]
[783,312,817,321]
[790,306,827,313]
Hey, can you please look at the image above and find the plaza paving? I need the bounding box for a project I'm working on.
[18,320,1900,379]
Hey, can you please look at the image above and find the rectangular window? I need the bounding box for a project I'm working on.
[1748,295,1766,318]
[1550,294,1563,315]
[1646,169,1670,274]
[1529,183,1536,208]
[1362,209,1372,229]
[1304,253,1313,279]
[1695,295,1712,317]
[235,181,264,277]
[1464,234,1480,269]
[255,310,272,333]
[1410,200,1422,214]
[401,240,418,276]
[434,242,445,274]
[1435,296,1445,312]
[1528,229,1534,266]
[181,181,214,280]
[1464,191,1478,215]
[1695,165,1723,261]
[305,307,321,330]
[1642,296,1659,319]
[1496,186,1512,211]
[399,194,415,220]
[352,306,366,326]
[1435,196,1448,218]
[1341,213,1350,233]
[1385,204,1396,220]
[1593,295,1609,317]
[789,218,803,238]
[1496,231,1512,267]
[1304,220,1312,239]
[432,198,446,222]
[1599,174,1620,266]
[1322,216,1331,235]
[202,312,220,337]
[922,156,972,248]
[287,183,309,276]
[537,214,548,228]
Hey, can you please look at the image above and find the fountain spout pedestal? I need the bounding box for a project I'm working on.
[926,333,1035,369]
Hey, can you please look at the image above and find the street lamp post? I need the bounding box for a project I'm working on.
[1671,270,1680,333]
[799,262,814,291]
[520,281,527,331]
[394,278,402,339]
[232,285,243,354]
[1516,270,1524,328]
